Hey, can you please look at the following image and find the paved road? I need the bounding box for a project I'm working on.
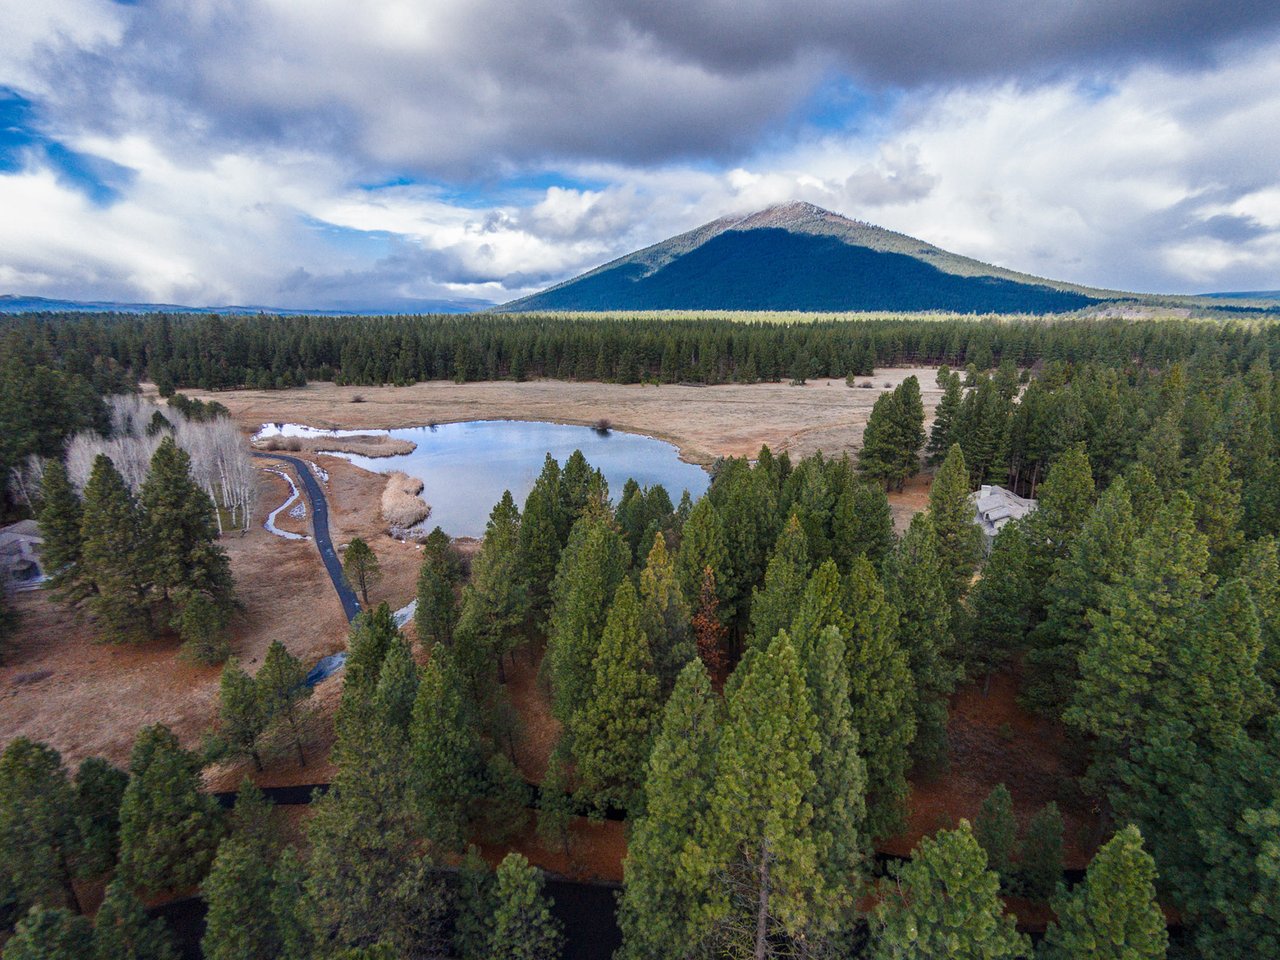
[254,452,362,623]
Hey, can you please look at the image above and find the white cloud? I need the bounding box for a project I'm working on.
[3,4,1280,303]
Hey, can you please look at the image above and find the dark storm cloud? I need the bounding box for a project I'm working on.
[28,0,1280,180]
[621,0,1280,84]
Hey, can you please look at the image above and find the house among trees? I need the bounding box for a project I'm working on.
[0,519,45,589]
[971,485,1036,546]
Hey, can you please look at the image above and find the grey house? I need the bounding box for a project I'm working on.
[971,485,1036,546]
[0,519,45,590]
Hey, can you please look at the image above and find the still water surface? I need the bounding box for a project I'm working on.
[316,419,709,537]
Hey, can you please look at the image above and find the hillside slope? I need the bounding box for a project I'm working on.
[503,201,1126,314]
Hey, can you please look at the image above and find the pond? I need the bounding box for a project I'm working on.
[262,419,711,538]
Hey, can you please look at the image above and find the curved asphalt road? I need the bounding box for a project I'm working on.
[254,452,362,623]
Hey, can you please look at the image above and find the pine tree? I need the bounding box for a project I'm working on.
[830,480,895,570]
[269,848,311,960]
[929,444,984,609]
[860,378,926,491]
[617,661,720,960]
[883,513,956,773]
[226,778,276,850]
[0,738,80,914]
[572,579,661,815]
[1026,478,1138,717]
[711,459,781,619]
[546,506,628,723]
[963,518,1036,681]
[794,625,867,930]
[1238,537,1280,701]
[487,853,564,960]
[1169,577,1266,745]
[558,449,605,531]
[456,490,528,681]
[1016,802,1063,902]
[519,455,566,630]
[536,748,575,859]
[871,821,1028,960]
[748,513,811,651]
[1066,491,1211,784]
[928,366,964,465]
[342,537,381,608]
[1041,825,1168,960]
[340,604,399,709]
[891,375,927,488]
[453,847,494,960]
[409,647,483,853]
[637,531,694,695]
[974,783,1017,887]
[705,631,820,956]
[1190,443,1244,574]
[117,724,222,895]
[804,557,915,838]
[140,436,235,624]
[1136,413,1184,495]
[1026,445,1095,583]
[953,375,1011,487]
[202,834,279,960]
[4,906,93,960]
[93,878,176,960]
[80,454,152,642]
[675,496,729,615]
[38,459,88,601]
[691,565,729,688]
[369,632,419,754]
[414,527,459,646]
[72,756,128,879]
[305,730,445,955]
[256,640,312,767]
[218,658,268,770]
[175,592,230,664]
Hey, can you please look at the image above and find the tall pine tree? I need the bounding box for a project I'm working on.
[572,579,662,816]
[871,821,1028,960]
[617,660,720,960]
[1041,825,1167,960]
[80,454,152,642]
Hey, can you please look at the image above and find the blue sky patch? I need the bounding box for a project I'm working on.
[0,87,135,205]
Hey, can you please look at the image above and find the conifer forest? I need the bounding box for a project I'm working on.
[1,309,1278,960]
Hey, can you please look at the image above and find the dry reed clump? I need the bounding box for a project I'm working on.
[381,471,430,528]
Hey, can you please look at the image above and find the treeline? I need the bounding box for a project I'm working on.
[2,309,1278,392]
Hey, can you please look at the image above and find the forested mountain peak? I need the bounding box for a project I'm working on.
[501,202,1131,314]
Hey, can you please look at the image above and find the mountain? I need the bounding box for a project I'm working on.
[0,294,494,315]
[1201,290,1280,302]
[502,201,1134,314]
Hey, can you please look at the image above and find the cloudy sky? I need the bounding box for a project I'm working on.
[3,1,1280,309]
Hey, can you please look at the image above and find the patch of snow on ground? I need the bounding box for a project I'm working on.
[393,599,417,629]
[263,468,309,541]
[310,461,329,483]
[289,500,307,520]
[253,422,391,442]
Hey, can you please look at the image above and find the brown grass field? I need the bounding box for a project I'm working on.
[171,368,945,467]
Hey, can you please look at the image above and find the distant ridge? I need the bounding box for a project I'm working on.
[502,201,1133,314]
[0,294,494,315]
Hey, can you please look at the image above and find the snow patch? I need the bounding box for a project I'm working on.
[263,468,309,541]
[393,599,417,629]
[253,422,391,442]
